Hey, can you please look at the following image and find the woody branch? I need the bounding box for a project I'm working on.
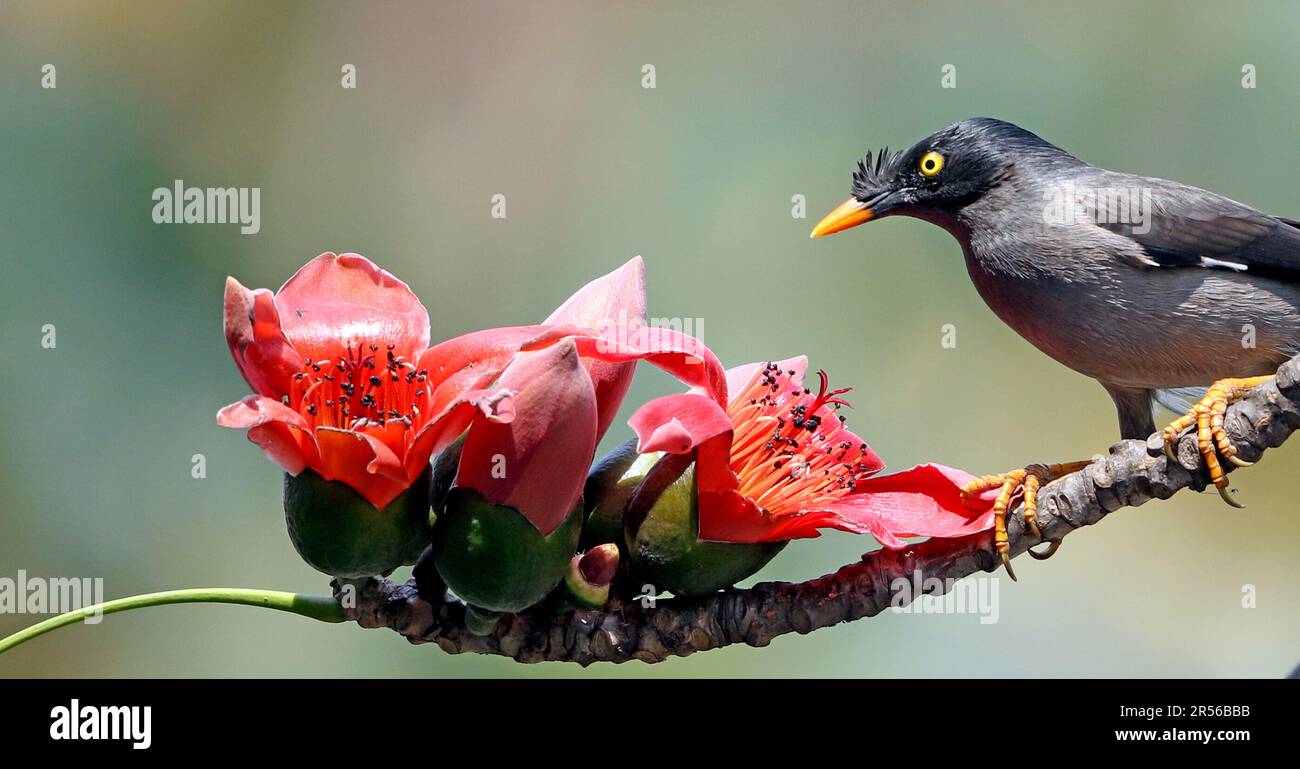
[335,354,1300,665]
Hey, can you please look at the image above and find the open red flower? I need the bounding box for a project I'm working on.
[219,253,520,509]
[219,252,726,512]
[629,356,995,546]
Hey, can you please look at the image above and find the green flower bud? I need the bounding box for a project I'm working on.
[625,455,786,597]
[283,466,434,579]
[431,486,582,614]
[564,543,620,609]
[582,439,659,549]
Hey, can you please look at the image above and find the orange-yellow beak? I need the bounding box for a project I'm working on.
[809,197,874,238]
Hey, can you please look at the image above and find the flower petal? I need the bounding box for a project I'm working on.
[456,340,597,536]
[525,323,727,407]
[773,464,995,545]
[416,324,555,409]
[224,277,304,399]
[546,258,646,439]
[314,426,412,510]
[544,256,646,329]
[697,487,796,543]
[721,356,807,404]
[274,252,431,361]
[217,396,319,476]
[847,463,996,535]
[247,422,317,476]
[629,393,733,454]
[697,464,994,546]
[216,394,309,430]
[402,386,515,482]
[697,487,911,545]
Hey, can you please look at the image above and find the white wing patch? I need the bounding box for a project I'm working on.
[1199,256,1248,272]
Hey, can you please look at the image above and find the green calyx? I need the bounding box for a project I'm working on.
[582,440,659,550]
[626,457,786,597]
[431,486,582,615]
[283,467,434,579]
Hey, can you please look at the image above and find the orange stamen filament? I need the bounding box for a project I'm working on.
[284,341,432,438]
[727,364,876,518]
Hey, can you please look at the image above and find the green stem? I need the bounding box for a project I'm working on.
[0,588,345,656]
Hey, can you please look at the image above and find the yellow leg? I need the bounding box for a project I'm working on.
[960,461,1093,581]
[1161,376,1272,508]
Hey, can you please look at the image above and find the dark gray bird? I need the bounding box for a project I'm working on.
[811,117,1300,574]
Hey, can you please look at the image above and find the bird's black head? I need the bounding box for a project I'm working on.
[811,117,1075,237]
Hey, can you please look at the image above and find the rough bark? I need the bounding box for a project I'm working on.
[334,356,1300,665]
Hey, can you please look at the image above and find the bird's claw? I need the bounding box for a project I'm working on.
[1218,485,1245,509]
[1027,539,1062,560]
[999,551,1016,581]
[960,461,1092,581]
[1160,376,1272,507]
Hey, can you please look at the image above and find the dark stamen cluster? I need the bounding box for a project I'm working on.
[288,341,432,432]
[729,363,878,512]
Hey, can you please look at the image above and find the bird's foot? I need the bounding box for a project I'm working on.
[960,461,1093,581]
[1161,376,1273,508]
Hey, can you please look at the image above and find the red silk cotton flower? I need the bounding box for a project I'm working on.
[219,253,515,509]
[629,356,995,547]
[219,252,726,518]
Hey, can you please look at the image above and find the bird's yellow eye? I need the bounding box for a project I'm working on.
[919,150,944,177]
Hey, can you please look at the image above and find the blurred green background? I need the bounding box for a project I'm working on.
[2,0,1297,677]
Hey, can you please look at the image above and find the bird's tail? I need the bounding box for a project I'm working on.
[1154,387,1209,415]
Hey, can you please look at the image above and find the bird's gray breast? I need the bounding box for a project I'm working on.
[952,182,1300,389]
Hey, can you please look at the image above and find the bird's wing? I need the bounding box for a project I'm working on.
[1090,174,1300,280]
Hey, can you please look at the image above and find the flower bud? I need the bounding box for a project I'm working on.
[581,439,657,549]
[283,465,434,579]
[564,544,620,608]
[431,486,582,614]
[625,455,785,596]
